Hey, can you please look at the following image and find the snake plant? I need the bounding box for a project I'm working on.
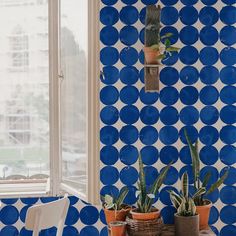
[169,172,197,217]
[184,129,229,206]
[102,187,129,211]
[136,155,172,213]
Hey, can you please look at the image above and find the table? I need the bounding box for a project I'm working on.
[161,225,215,236]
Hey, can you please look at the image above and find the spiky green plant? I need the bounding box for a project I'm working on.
[169,172,197,217]
[184,129,229,206]
[136,155,172,213]
[102,187,129,211]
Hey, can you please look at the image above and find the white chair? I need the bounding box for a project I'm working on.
[25,195,70,236]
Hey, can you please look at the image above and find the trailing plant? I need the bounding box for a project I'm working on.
[150,33,180,61]
[102,187,129,211]
[169,172,197,217]
[184,129,229,206]
[136,155,172,213]
[145,5,179,61]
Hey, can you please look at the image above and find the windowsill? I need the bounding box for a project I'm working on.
[0,179,50,199]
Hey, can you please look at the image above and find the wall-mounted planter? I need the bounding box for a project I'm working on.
[144,5,179,92]
[144,5,161,92]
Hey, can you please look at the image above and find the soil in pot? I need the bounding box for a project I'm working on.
[143,47,161,64]
[196,200,212,230]
[130,207,160,220]
[174,213,199,236]
[104,206,131,225]
[109,221,127,236]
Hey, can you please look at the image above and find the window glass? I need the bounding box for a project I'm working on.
[60,0,88,194]
[0,0,49,179]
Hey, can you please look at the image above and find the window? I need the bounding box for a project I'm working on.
[0,0,100,204]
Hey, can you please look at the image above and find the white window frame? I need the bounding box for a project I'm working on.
[0,0,100,205]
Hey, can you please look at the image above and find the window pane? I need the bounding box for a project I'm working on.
[0,0,49,179]
[60,0,88,195]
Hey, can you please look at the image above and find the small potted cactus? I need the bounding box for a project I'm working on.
[184,129,229,230]
[130,155,171,220]
[169,172,199,236]
[144,5,179,64]
[101,188,130,226]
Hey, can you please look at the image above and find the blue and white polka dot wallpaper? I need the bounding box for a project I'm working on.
[1,1,236,235]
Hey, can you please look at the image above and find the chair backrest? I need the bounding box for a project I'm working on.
[25,195,70,236]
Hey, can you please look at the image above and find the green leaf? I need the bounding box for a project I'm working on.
[166,46,180,52]
[181,172,189,198]
[177,197,186,216]
[169,190,183,209]
[202,172,211,188]
[150,44,160,50]
[192,187,206,200]
[138,155,146,207]
[165,39,171,47]
[188,197,196,215]
[147,194,155,199]
[184,129,200,188]
[161,32,173,39]
[104,195,115,209]
[115,187,129,210]
[156,54,166,60]
[145,162,172,212]
[206,169,229,195]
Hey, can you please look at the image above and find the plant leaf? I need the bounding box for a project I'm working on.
[138,155,146,207]
[147,194,155,199]
[192,187,206,200]
[145,162,172,212]
[181,172,189,198]
[206,169,229,195]
[166,46,180,52]
[135,190,141,198]
[150,44,160,50]
[169,190,182,209]
[156,54,166,60]
[202,172,211,188]
[161,32,173,39]
[184,129,200,189]
[115,187,129,210]
[188,197,196,216]
[164,39,171,47]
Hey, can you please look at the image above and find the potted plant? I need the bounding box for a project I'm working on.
[184,129,229,230]
[109,221,127,236]
[144,5,179,64]
[102,188,130,226]
[169,172,199,236]
[130,155,171,220]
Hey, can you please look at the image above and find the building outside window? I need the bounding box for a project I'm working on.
[0,0,99,204]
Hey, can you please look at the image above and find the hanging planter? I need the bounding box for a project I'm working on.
[144,5,179,92]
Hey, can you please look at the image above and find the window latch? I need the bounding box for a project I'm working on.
[58,71,64,82]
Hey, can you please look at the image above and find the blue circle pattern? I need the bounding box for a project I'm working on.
[180,26,198,45]
[200,47,219,65]
[199,7,219,25]
[179,6,198,25]
[0,2,234,236]
[180,66,199,85]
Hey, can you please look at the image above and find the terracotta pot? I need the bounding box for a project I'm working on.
[196,200,212,230]
[130,207,160,220]
[109,221,127,236]
[143,46,160,64]
[104,207,131,225]
[175,214,199,236]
